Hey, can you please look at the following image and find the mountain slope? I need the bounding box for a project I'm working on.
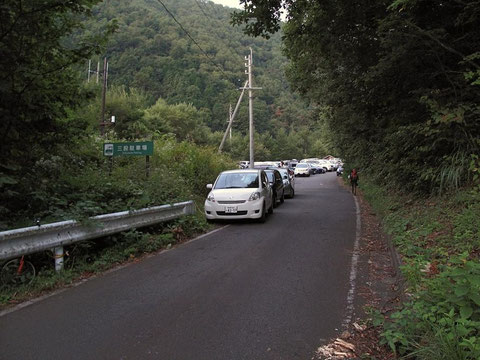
[89,0,305,134]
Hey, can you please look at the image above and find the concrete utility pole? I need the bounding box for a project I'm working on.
[229,104,233,140]
[246,48,261,168]
[218,80,249,153]
[87,60,91,82]
[100,57,108,135]
[96,61,100,83]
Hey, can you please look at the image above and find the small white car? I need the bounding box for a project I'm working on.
[294,163,312,177]
[205,169,274,222]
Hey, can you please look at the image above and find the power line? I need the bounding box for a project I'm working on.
[193,0,243,70]
[194,0,210,19]
[155,0,229,78]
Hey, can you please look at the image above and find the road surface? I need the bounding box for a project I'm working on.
[0,172,359,360]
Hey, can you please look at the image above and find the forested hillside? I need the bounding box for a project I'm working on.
[86,0,322,140]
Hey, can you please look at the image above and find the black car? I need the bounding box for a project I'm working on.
[264,169,285,206]
[276,168,295,198]
[306,162,324,174]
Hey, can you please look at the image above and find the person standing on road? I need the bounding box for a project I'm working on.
[350,168,359,195]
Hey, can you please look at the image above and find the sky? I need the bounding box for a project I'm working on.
[210,0,242,9]
[209,1,286,20]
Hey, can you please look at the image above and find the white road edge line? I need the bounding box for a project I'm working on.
[342,195,361,328]
[0,224,230,318]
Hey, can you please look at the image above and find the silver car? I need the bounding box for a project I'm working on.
[294,163,312,177]
[205,169,274,222]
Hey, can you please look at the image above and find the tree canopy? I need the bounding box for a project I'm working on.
[0,0,115,166]
[232,0,480,193]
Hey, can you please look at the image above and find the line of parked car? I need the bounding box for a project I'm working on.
[291,158,342,177]
[205,157,343,223]
[205,163,296,223]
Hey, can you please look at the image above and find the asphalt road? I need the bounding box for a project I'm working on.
[0,172,358,360]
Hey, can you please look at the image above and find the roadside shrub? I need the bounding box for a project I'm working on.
[453,202,480,252]
[361,177,480,359]
[382,257,480,359]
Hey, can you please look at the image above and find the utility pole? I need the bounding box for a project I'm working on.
[100,57,107,135]
[218,80,249,153]
[229,104,233,140]
[246,48,261,168]
[87,60,91,82]
[96,61,100,83]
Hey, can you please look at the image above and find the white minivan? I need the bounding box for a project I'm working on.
[205,169,274,222]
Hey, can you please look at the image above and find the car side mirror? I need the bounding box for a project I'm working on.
[206,184,213,189]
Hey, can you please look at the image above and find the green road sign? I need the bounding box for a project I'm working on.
[103,141,153,157]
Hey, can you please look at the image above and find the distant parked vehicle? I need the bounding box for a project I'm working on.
[306,161,325,174]
[238,161,249,169]
[336,166,344,176]
[205,169,273,222]
[294,163,312,177]
[264,169,285,206]
[276,168,295,198]
[288,162,298,174]
[318,160,333,172]
[254,161,281,168]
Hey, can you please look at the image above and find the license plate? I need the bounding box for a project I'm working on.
[225,206,238,213]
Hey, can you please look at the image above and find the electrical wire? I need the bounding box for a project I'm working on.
[194,0,210,19]
[155,0,230,78]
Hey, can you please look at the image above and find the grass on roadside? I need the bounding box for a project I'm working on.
[359,179,480,359]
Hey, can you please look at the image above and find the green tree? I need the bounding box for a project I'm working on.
[105,86,151,139]
[0,0,115,164]
[142,99,211,143]
[0,0,115,223]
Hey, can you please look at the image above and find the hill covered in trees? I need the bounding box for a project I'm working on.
[83,0,327,152]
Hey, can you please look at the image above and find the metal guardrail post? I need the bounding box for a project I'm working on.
[54,247,64,272]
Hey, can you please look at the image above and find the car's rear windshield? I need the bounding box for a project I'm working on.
[265,172,275,182]
[297,163,308,168]
[214,172,259,189]
[278,169,288,177]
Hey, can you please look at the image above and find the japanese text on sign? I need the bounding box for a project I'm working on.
[103,141,153,156]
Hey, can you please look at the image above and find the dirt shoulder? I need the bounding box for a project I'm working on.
[314,179,400,359]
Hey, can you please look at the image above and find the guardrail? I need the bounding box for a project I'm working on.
[0,201,195,271]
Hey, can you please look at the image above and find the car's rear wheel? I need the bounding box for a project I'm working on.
[289,188,295,199]
[272,193,277,207]
[268,198,274,214]
[280,190,285,204]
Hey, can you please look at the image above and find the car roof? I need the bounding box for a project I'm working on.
[221,169,261,174]
[264,166,286,172]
